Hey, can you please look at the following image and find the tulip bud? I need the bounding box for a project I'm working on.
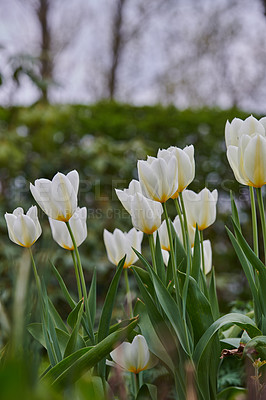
[49,207,87,250]
[130,192,163,234]
[157,145,195,196]
[183,188,218,231]
[30,170,79,221]
[227,134,266,188]
[103,227,143,268]
[5,206,42,248]
[137,155,178,203]
[109,335,157,373]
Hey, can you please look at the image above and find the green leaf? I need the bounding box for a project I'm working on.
[77,374,108,400]
[64,300,86,358]
[97,255,125,378]
[48,298,68,333]
[209,269,220,321]
[88,268,97,329]
[67,299,84,330]
[133,269,179,367]
[50,262,76,309]
[155,232,166,284]
[136,383,157,400]
[28,323,70,356]
[42,317,138,387]
[230,191,241,232]
[191,226,201,281]
[243,335,266,360]
[134,299,175,372]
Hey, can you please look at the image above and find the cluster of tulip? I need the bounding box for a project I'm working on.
[105,145,218,276]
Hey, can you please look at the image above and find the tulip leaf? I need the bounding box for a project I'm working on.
[64,300,86,358]
[97,255,125,378]
[29,322,70,355]
[208,269,220,321]
[194,313,261,400]
[230,191,241,232]
[77,374,108,400]
[133,268,180,367]
[88,268,97,329]
[136,383,157,400]
[86,318,138,346]
[48,298,68,333]
[67,299,84,329]
[134,299,175,373]
[243,335,266,360]
[191,226,201,282]
[42,317,138,387]
[50,262,76,309]
[155,232,166,284]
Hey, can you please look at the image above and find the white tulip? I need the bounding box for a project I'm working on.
[192,239,212,275]
[30,170,79,221]
[225,115,266,148]
[103,227,143,269]
[5,206,42,248]
[157,145,195,196]
[183,188,218,231]
[161,249,169,266]
[227,134,266,188]
[115,179,142,214]
[130,192,163,234]
[109,335,157,374]
[49,207,87,250]
[137,155,178,203]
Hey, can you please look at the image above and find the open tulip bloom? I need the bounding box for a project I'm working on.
[183,188,218,231]
[157,145,195,196]
[5,206,42,248]
[137,155,178,203]
[30,170,79,221]
[115,179,142,214]
[130,192,163,234]
[109,335,157,374]
[104,228,143,268]
[49,207,87,250]
[227,134,266,188]
[225,115,266,148]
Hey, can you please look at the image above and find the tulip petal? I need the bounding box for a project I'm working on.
[227,146,247,185]
[67,170,79,194]
[243,134,266,188]
[103,229,117,265]
[51,173,77,221]
[5,213,18,244]
[13,215,37,247]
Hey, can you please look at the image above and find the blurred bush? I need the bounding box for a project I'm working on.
[0,102,256,328]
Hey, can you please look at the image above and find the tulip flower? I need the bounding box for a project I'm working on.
[162,249,169,266]
[115,179,142,214]
[225,115,266,148]
[130,192,163,234]
[30,170,79,221]
[183,188,218,231]
[192,239,212,275]
[104,227,143,269]
[227,134,266,188]
[157,145,195,196]
[49,207,87,250]
[109,335,157,374]
[5,206,42,248]
[137,155,178,203]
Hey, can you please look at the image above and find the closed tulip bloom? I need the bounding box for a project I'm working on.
[227,134,266,188]
[137,155,178,203]
[183,188,218,231]
[154,216,188,250]
[30,170,79,221]
[49,207,87,250]
[162,249,169,266]
[115,179,142,214]
[5,206,42,248]
[130,192,163,234]
[104,227,143,268]
[191,239,212,275]
[225,115,266,147]
[110,335,157,374]
[158,145,195,196]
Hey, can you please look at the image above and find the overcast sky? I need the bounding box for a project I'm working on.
[1,0,266,112]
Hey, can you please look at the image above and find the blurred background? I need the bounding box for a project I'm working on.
[1,0,266,347]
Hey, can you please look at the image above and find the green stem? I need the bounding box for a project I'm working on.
[250,187,259,257]
[200,231,205,275]
[66,222,87,304]
[148,234,157,273]
[256,188,266,263]
[174,197,185,245]
[29,248,42,299]
[71,250,82,300]
[124,268,133,318]
[135,373,140,397]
